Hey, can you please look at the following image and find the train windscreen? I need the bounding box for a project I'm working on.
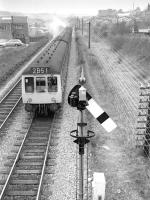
[48,76,57,92]
[25,77,34,93]
[36,77,46,92]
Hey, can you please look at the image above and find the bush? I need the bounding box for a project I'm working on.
[108,33,150,62]
[109,35,126,51]
[94,22,130,38]
[109,22,130,35]
[94,23,109,37]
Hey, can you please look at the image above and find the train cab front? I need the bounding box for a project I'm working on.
[22,73,62,115]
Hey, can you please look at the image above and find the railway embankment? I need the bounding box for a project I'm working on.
[109,34,150,59]
[0,37,49,88]
[108,35,150,81]
[76,31,150,200]
[0,38,51,101]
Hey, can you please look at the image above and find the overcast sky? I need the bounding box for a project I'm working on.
[0,0,149,16]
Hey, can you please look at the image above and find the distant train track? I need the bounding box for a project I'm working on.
[0,114,56,199]
[0,79,21,130]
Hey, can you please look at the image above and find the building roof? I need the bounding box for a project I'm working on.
[12,16,28,23]
[0,16,28,24]
[0,17,12,23]
[118,12,130,17]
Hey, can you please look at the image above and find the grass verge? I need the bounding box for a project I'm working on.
[0,38,49,85]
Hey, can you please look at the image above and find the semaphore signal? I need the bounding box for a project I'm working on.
[86,91,117,132]
[68,84,117,132]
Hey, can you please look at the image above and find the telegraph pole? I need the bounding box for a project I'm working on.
[76,17,78,29]
[78,18,81,30]
[88,21,91,48]
[82,18,83,35]
[76,17,80,29]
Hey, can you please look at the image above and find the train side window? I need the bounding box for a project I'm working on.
[36,77,46,92]
[25,77,34,93]
[48,76,57,92]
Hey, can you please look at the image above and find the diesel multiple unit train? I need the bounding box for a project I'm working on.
[22,27,72,114]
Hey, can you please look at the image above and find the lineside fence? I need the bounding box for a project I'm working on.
[136,83,150,157]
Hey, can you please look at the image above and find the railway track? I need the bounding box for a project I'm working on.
[0,114,56,200]
[0,79,21,130]
[0,30,71,199]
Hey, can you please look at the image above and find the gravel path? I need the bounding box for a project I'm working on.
[45,29,80,200]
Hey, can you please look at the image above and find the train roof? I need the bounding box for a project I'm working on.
[22,27,72,76]
[22,42,67,75]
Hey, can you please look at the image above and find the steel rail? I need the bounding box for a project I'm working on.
[0,115,54,199]
[36,113,56,200]
[0,80,22,130]
[0,96,22,130]
[0,117,33,199]
[0,79,21,104]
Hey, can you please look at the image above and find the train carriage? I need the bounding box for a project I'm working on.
[22,27,72,114]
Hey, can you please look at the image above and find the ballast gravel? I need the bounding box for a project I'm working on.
[43,29,80,200]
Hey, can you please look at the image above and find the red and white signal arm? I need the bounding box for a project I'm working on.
[68,85,117,132]
[86,91,117,132]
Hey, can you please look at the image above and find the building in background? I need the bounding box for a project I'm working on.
[0,17,12,39]
[11,16,29,43]
[0,16,29,44]
[98,9,117,18]
[97,9,117,23]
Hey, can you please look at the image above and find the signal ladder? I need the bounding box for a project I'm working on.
[136,84,150,157]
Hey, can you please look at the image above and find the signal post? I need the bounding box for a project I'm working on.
[68,70,94,200]
[68,68,117,200]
